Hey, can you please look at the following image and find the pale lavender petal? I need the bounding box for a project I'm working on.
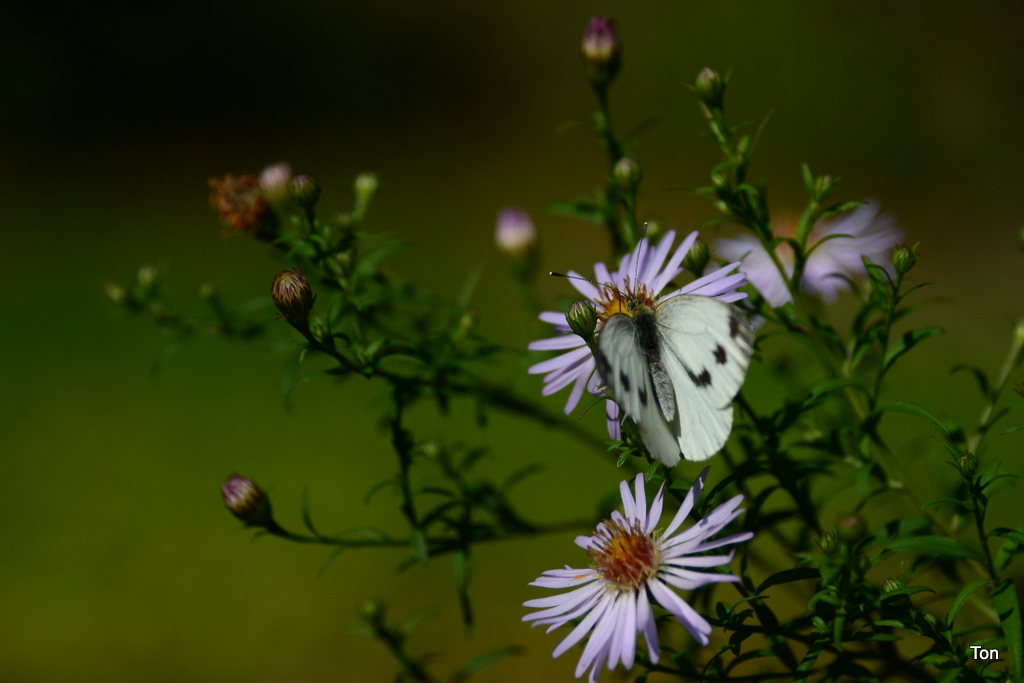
[582,595,624,675]
[566,270,601,300]
[618,590,638,669]
[667,494,745,546]
[553,593,614,658]
[529,346,591,374]
[530,568,599,589]
[632,474,647,529]
[663,467,709,537]
[529,335,587,351]
[524,582,605,622]
[575,535,595,549]
[645,484,665,534]
[564,365,594,415]
[539,310,568,325]
[642,230,680,286]
[619,479,636,520]
[638,586,659,664]
[648,579,711,645]
[593,262,613,289]
[662,551,736,567]
[605,400,622,440]
[685,531,755,553]
[651,230,696,292]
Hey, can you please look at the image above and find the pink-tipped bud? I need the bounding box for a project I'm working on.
[222,474,273,527]
[495,207,537,259]
[582,16,621,83]
[259,162,293,205]
[272,269,314,325]
[288,173,321,209]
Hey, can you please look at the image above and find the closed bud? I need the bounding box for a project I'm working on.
[101,281,126,305]
[613,157,642,190]
[956,451,978,477]
[198,281,217,301]
[836,514,867,543]
[494,207,537,258]
[581,16,621,84]
[566,300,598,345]
[892,243,918,275]
[360,599,384,622]
[694,67,726,110]
[137,264,159,288]
[683,238,710,277]
[813,174,836,201]
[288,173,321,209]
[272,269,315,326]
[259,161,292,205]
[818,530,839,556]
[355,173,378,202]
[222,474,274,527]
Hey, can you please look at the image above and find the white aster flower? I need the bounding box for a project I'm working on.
[523,468,753,682]
[713,199,903,308]
[527,231,748,438]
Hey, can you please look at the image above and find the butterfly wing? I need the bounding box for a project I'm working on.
[655,295,754,461]
[595,313,684,467]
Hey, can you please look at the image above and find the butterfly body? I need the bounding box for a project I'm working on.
[595,293,754,467]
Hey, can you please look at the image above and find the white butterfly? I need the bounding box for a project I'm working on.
[594,290,754,466]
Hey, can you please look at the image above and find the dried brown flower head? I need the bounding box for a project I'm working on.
[208,174,278,240]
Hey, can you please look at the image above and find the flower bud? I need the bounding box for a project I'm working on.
[683,238,710,277]
[288,173,321,209]
[694,67,726,110]
[813,174,836,201]
[494,207,537,259]
[101,281,126,305]
[892,243,918,276]
[581,16,621,84]
[956,451,978,477]
[272,269,315,326]
[613,158,641,191]
[259,161,292,205]
[137,264,159,288]
[355,173,379,202]
[818,530,839,556]
[222,474,274,527]
[836,514,867,543]
[566,300,598,345]
[198,281,217,301]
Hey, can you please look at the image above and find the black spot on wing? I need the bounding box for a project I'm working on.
[619,371,631,392]
[638,386,648,406]
[713,345,727,364]
[687,368,713,388]
[728,311,741,339]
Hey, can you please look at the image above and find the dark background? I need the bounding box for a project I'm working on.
[2,2,1023,680]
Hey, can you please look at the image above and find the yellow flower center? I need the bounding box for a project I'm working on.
[594,278,656,328]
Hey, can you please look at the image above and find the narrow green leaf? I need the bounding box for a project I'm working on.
[1001,424,1024,435]
[884,327,944,371]
[399,606,436,636]
[935,667,962,683]
[946,579,995,628]
[990,528,1024,545]
[951,364,992,400]
[793,638,827,681]
[995,521,1024,574]
[991,580,1023,682]
[409,528,429,563]
[879,586,935,601]
[871,401,949,435]
[921,497,969,511]
[301,487,320,538]
[453,549,473,627]
[887,535,986,563]
[803,378,871,408]
[757,567,820,594]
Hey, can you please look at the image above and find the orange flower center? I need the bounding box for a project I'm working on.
[588,518,660,591]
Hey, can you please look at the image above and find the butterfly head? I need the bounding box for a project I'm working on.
[595,277,656,327]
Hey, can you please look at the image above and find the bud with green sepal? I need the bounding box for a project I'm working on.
[613,158,641,191]
[566,300,598,347]
[693,67,726,112]
[352,172,379,224]
[892,242,919,276]
[683,238,711,277]
[835,513,867,544]
[289,173,321,210]
[222,473,276,529]
[271,269,315,327]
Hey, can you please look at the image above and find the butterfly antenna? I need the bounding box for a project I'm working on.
[632,221,650,286]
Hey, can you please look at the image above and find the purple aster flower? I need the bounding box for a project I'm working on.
[523,468,753,681]
[528,230,747,438]
[495,207,537,258]
[713,199,903,308]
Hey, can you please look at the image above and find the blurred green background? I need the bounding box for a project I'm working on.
[2,1,1024,681]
